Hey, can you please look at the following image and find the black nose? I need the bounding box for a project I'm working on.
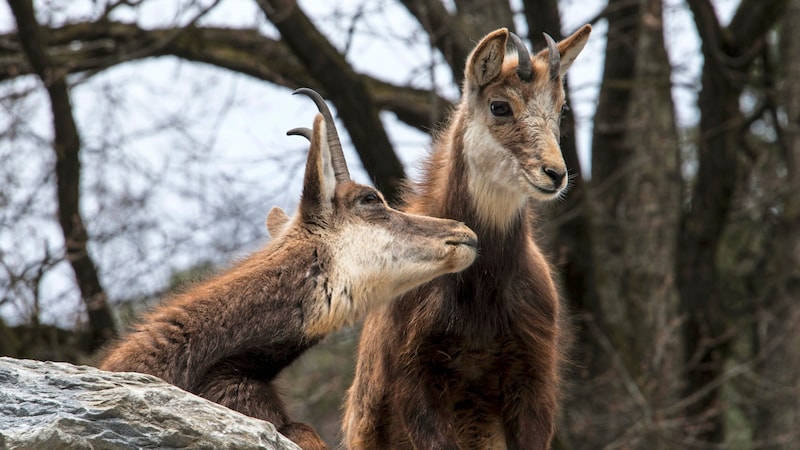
[543,167,566,187]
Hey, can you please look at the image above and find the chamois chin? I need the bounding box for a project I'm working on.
[98,89,478,450]
[344,25,591,450]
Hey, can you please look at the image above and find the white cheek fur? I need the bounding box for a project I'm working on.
[304,223,451,336]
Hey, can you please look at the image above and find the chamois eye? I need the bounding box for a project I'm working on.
[360,192,381,205]
[490,101,512,117]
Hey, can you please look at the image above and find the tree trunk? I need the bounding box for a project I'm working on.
[8,0,116,352]
[752,0,800,446]
[679,1,787,444]
[586,0,682,447]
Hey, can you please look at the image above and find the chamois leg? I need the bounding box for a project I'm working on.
[502,379,557,450]
[396,369,461,450]
[194,363,328,450]
[278,422,329,450]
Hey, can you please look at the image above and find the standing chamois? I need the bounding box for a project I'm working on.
[344,26,592,450]
[98,89,478,450]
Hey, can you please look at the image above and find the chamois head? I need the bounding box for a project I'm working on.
[461,25,591,203]
[284,88,479,336]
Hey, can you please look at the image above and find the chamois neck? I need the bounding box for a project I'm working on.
[412,111,529,234]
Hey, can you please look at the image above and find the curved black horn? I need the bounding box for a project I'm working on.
[509,32,532,82]
[543,33,560,81]
[292,88,351,183]
[286,127,312,141]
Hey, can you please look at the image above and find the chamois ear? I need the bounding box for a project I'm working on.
[266,206,290,237]
[465,28,509,89]
[537,24,592,78]
[297,114,337,217]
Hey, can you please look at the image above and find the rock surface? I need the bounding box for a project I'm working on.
[0,357,301,449]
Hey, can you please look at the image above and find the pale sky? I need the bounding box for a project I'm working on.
[0,0,737,327]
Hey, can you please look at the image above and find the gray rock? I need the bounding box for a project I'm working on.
[0,357,301,450]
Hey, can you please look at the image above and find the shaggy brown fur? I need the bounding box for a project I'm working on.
[344,26,591,450]
[98,90,478,450]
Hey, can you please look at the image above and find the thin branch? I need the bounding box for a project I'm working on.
[399,0,472,86]
[342,2,367,57]
[76,0,223,83]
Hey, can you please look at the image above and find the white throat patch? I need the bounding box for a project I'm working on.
[304,224,403,336]
[462,122,527,231]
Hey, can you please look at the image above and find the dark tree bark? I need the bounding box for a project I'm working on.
[752,0,800,444]
[586,0,682,447]
[8,0,116,351]
[679,0,787,444]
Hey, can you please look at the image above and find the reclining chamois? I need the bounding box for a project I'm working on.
[344,26,592,450]
[98,89,478,450]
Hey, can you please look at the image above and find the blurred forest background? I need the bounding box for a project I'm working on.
[1,0,798,448]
